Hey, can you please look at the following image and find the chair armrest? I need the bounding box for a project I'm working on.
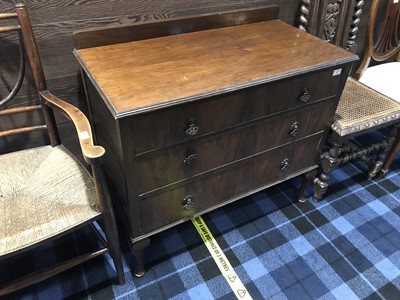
[39,90,105,164]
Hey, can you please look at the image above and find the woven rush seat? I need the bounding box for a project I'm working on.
[332,77,400,137]
[0,5,124,294]
[0,145,100,257]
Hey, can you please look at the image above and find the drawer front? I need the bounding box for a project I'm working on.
[136,99,336,194]
[132,67,342,154]
[140,134,322,233]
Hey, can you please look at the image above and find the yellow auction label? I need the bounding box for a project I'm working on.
[192,216,253,300]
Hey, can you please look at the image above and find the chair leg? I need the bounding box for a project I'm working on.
[102,208,126,284]
[376,125,400,178]
[314,139,342,200]
[368,140,389,179]
[92,165,125,284]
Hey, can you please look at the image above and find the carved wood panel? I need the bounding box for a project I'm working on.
[299,0,365,53]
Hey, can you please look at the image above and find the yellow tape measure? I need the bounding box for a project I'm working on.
[192,216,253,300]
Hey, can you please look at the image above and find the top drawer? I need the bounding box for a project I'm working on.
[132,67,343,154]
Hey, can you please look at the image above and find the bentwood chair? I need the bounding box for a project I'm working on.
[301,0,400,200]
[0,4,124,296]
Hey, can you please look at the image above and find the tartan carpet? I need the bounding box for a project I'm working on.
[2,145,400,299]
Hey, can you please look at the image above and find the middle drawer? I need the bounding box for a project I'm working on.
[136,99,336,194]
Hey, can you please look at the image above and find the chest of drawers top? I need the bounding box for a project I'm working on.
[74,19,356,118]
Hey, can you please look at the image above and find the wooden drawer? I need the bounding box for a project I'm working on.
[140,133,322,232]
[136,99,337,194]
[132,68,342,154]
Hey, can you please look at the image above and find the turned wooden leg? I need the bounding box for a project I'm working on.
[129,238,150,277]
[376,124,400,178]
[369,125,397,178]
[368,143,387,179]
[314,139,342,201]
[297,169,317,203]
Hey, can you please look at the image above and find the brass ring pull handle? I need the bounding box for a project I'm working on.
[184,153,198,165]
[181,195,195,210]
[299,87,310,103]
[280,158,290,172]
[184,117,199,136]
[289,122,300,137]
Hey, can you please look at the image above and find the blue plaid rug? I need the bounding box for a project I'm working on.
[2,143,400,299]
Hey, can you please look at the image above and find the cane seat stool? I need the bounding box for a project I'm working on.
[0,4,124,296]
[310,0,400,199]
[360,0,400,178]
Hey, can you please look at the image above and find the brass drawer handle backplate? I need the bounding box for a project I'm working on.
[182,195,195,210]
[290,122,300,137]
[184,153,198,165]
[184,117,199,136]
[299,87,311,103]
[280,158,290,172]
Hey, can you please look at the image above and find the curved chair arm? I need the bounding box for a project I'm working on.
[40,90,105,165]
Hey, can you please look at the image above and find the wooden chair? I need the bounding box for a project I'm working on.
[0,4,125,296]
[299,0,400,200]
[356,0,400,178]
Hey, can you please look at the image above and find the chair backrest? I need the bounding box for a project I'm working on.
[354,0,400,79]
[0,4,60,154]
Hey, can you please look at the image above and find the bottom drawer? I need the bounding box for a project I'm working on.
[140,134,322,233]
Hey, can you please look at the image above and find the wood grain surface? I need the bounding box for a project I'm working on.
[0,0,373,153]
[76,20,356,117]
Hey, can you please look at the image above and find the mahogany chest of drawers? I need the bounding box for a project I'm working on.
[74,6,357,276]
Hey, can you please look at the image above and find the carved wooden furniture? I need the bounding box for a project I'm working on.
[358,0,400,178]
[0,4,124,296]
[298,0,365,53]
[73,6,357,276]
[299,0,400,200]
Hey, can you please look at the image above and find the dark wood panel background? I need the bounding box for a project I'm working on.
[0,0,373,155]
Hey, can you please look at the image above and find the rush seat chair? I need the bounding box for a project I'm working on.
[0,4,125,296]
